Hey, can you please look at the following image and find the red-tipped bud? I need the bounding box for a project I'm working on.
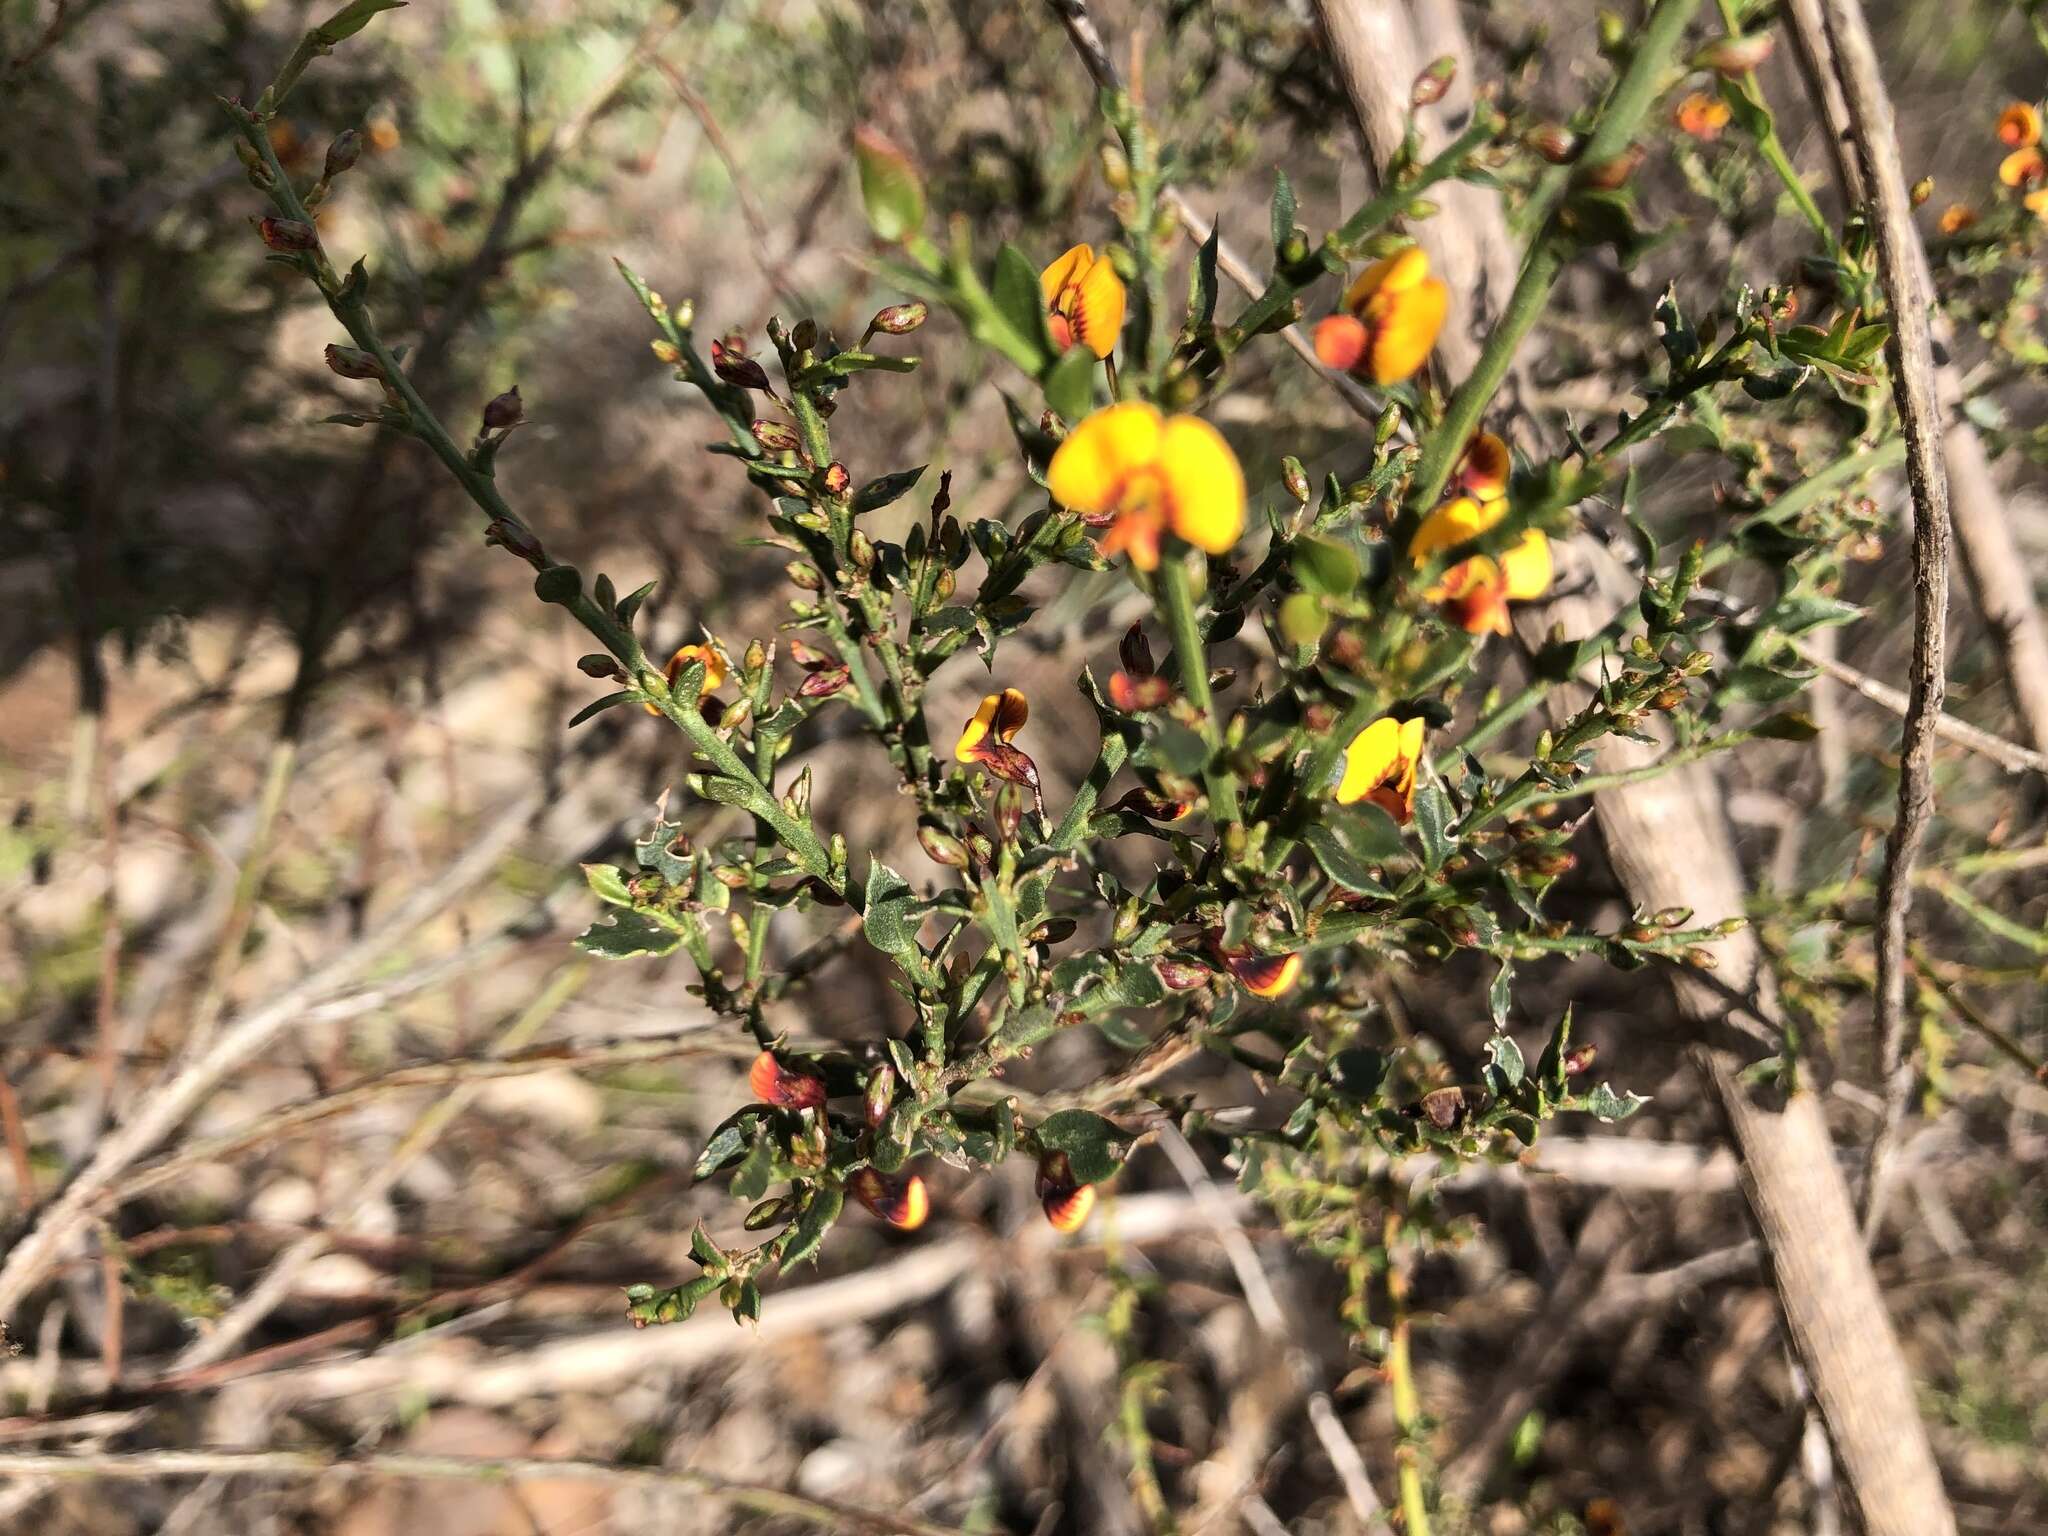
[749,1050,827,1111]
[323,128,363,180]
[482,385,523,430]
[917,822,969,867]
[797,664,851,698]
[1107,672,1173,712]
[1579,144,1645,190]
[1313,313,1369,372]
[710,336,772,391]
[1411,55,1457,108]
[851,1167,929,1229]
[1525,122,1580,164]
[324,343,381,380]
[258,216,318,252]
[1563,1044,1599,1077]
[868,300,928,335]
[1692,33,1774,76]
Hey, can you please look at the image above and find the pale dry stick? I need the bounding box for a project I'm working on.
[0,785,546,1323]
[1813,0,1955,1240]
[1797,643,2048,776]
[1156,1125,1392,1533]
[1784,0,2048,762]
[0,1448,973,1536]
[167,960,595,1372]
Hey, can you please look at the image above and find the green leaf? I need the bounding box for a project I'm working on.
[1302,821,1392,897]
[1577,1082,1650,1123]
[852,464,926,515]
[862,860,933,983]
[1488,960,1514,1029]
[1187,228,1220,331]
[582,863,634,908]
[1752,712,1820,741]
[1034,1109,1134,1184]
[994,243,1052,357]
[1270,168,1297,253]
[693,1117,753,1180]
[1485,1032,1526,1090]
[1292,534,1360,597]
[574,908,682,959]
[567,691,633,727]
[316,0,405,43]
[854,127,925,242]
[1043,344,1097,425]
[1410,780,1452,872]
[782,1185,844,1269]
[730,1133,777,1200]
[1279,592,1329,650]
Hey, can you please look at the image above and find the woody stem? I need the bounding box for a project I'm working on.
[1155,555,1242,828]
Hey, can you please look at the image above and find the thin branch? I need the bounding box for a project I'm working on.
[1797,645,2048,776]
[0,1447,973,1536]
[1814,0,1955,1240]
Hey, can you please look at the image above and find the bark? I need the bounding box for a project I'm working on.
[1308,4,1958,1530]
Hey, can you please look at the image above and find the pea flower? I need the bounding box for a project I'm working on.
[955,688,1041,795]
[1337,715,1426,824]
[1938,204,1978,234]
[1311,246,1449,386]
[1409,436,1551,636]
[1674,92,1732,141]
[850,1167,929,1230]
[749,1050,826,1111]
[1040,243,1127,359]
[1999,145,2047,189]
[1037,1153,1099,1234]
[1046,402,1245,571]
[2027,188,2048,224]
[1208,932,1303,999]
[645,641,728,716]
[1997,102,2042,149]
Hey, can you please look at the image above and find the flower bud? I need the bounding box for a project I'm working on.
[710,336,772,391]
[752,419,802,453]
[234,137,273,187]
[1157,958,1212,990]
[1579,144,1645,190]
[324,128,363,180]
[1119,621,1157,678]
[1655,906,1695,928]
[1563,1044,1599,1077]
[1411,55,1456,108]
[933,567,956,602]
[258,216,318,252]
[744,1197,790,1230]
[577,653,625,680]
[482,385,523,430]
[868,300,928,335]
[1684,946,1719,970]
[787,562,823,592]
[1596,9,1627,52]
[749,1050,828,1111]
[1523,121,1581,163]
[323,343,381,380]
[850,1167,929,1229]
[863,1064,897,1129]
[1282,456,1310,503]
[1909,176,1933,208]
[993,780,1026,843]
[917,822,968,867]
[789,317,817,353]
[1692,33,1774,76]
[1099,142,1132,191]
[651,339,682,365]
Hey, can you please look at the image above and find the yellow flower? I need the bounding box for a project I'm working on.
[954,688,1029,762]
[1674,91,1733,141]
[1225,950,1302,999]
[1409,495,1553,636]
[1938,203,1978,234]
[2027,187,2048,224]
[1041,244,1127,360]
[1999,146,2047,188]
[1337,716,1426,824]
[1998,101,2043,149]
[850,1168,929,1230]
[1311,246,1449,386]
[1046,402,1245,570]
[645,642,727,715]
[1455,431,1511,502]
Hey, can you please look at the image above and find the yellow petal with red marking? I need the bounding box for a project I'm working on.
[1228,950,1302,999]
[749,1050,826,1110]
[1410,495,1507,568]
[1998,102,2042,149]
[955,688,1030,762]
[1456,432,1512,501]
[2000,146,2047,187]
[851,1168,929,1230]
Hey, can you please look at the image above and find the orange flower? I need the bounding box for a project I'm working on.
[1041,244,1128,359]
[1937,203,1978,234]
[1454,431,1511,502]
[1999,146,2047,188]
[645,641,728,715]
[1046,402,1245,570]
[749,1051,826,1111]
[1674,92,1732,141]
[1409,495,1552,636]
[1998,102,2042,149]
[850,1168,929,1230]
[954,688,1041,796]
[1337,716,1426,824]
[1311,246,1449,386]
[1214,943,1302,999]
[1037,1153,1098,1234]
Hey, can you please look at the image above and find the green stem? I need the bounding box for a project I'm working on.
[1713,0,1835,249]
[1408,0,1705,510]
[1155,556,1241,826]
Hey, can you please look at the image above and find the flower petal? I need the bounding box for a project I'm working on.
[646,642,727,714]
[1366,275,1449,385]
[1047,402,1163,516]
[1500,529,1553,600]
[1229,951,1302,999]
[1336,716,1401,805]
[1341,244,1431,311]
[1040,243,1094,303]
[1072,254,1127,358]
[1999,146,2047,187]
[1410,495,1506,568]
[1456,431,1512,501]
[1158,415,1246,555]
[1314,313,1369,371]
[1998,102,2042,149]
[955,693,1003,762]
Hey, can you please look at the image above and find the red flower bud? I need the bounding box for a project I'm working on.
[323,128,363,180]
[481,385,523,430]
[1563,1044,1599,1077]
[1118,621,1156,679]
[868,300,928,335]
[710,336,772,391]
[1411,55,1457,108]
[748,1050,827,1111]
[324,343,381,380]
[258,216,318,252]
[822,461,851,496]
[752,419,802,453]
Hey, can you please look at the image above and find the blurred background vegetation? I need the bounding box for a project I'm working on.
[1,0,2044,1532]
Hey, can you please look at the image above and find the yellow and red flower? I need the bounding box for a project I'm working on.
[1041,244,1128,359]
[850,1167,929,1230]
[1454,430,1512,501]
[955,688,1041,797]
[1209,934,1302,999]
[2028,187,2048,224]
[1037,1152,1098,1234]
[1674,91,1733,141]
[1337,715,1426,824]
[1046,402,1245,571]
[1938,203,1978,234]
[1312,246,1450,386]
[749,1051,827,1111]
[1997,101,2042,149]
[1409,494,1552,637]
[1999,145,2047,189]
[646,641,728,715]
